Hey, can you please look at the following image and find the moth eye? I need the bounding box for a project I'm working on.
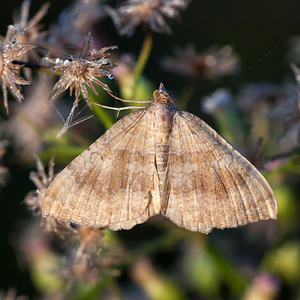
[153,89,159,98]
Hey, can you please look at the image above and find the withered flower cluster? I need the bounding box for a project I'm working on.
[0,26,35,114]
[24,156,73,234]
[13,0,49,43]
[43,34,117,107]
[13,0,49,79]
[62,226,111,284]
[108,0,190,36]
[24,156,115,284]
[0,1,118,115]
[162,44,240,79]
[48,0,108,56]
[0,0,193,116]
[269,65,300,142]
[0,1,50,114]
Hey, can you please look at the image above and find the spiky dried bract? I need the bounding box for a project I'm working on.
[13,0,49,36]
[162,45,240,79]
[25,156,74,236]
[12,0,49,79]
[42,83,277,234]
[108,0,190,36]
[43,34,117,106]
[0,26,35,113]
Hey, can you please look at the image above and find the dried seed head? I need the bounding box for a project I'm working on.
[25,156,74,237]
[107,0,190,36]
[162,44,240,79]
[12,1,49,79]
[43,34,117,107]
[48,0,108,54]
[0,26,35,114]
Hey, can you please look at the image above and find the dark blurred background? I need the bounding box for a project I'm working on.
[1,1,300,299]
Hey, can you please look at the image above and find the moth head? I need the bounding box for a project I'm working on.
[153,82,175,106]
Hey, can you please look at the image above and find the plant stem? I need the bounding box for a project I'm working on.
[13,60,60,75]
[132,31,153,98]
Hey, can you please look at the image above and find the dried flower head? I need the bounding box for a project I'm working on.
[236,83,289,113]
[25,156,55,215]
[12,0,50,79]
[236,82,294,156]
[0,26,35,113]
[202,89,264,168]
[269,88,300,136]
[202,88,232,114]
[25,156,74,236]
[107,0,190,36]
[43,34,117,107]
[162,44,240,79]
[13,0,49,37]
[63,227,108,283]
[70,0,108,34]
[48,0,107,55]
[24,157,117,284]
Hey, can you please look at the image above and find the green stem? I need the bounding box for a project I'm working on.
[89,92,115,129]
[132,31,153,98]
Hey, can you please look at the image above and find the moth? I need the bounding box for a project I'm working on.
[42,83,277,233]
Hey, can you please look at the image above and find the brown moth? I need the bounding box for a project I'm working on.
[42,83,277,233]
